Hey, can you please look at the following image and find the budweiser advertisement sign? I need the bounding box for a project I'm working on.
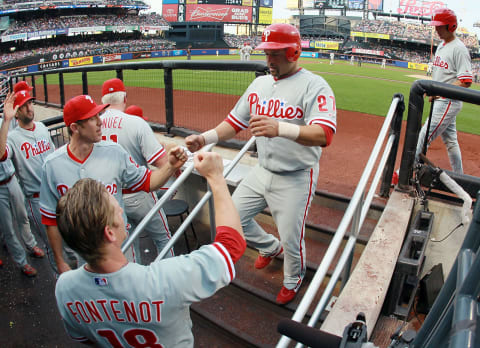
[397,0,446,17]
[186,4,252,23]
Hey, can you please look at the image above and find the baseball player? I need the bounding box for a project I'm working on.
[381,58,386,69]
[329,52,334,65]
[243,42,253,61]
[427,61,433,76]
[125,104,148,121]
[239,44,245,61]
[39,94,187,274]
[415,8,472,174]
[350,55,355,65]
[54,152,246,347]
[186,23,336,305]
[0,119,39,277]
[101,78,174,261]
[0,92,47,260]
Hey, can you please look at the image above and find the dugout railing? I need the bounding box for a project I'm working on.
[12,60,269,147]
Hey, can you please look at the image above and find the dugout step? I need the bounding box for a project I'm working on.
[382,210,435,319]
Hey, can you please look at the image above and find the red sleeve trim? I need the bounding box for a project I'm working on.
[0,150,7,161]
[319,124,334,147]
[214,226,246,264]
[41,215,57,226]
[225,113,248,133]
[460,78,472,83]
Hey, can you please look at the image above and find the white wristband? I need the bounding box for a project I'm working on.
[201,129,219,145]
[278,122,300,141]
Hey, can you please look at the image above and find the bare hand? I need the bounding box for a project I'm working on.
[194,152,224,181]
[167,146,188,169]
[3,92,18,122]
[185,134,205,153]
[57,261,72,274]
[428,96,439,103]
[249,115,279,138]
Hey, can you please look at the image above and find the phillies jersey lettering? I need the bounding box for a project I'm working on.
[228,68,337,173]
[20,139,52,159]
[55,182,118,196]
[247,93,303,119]
[66,299,164,324]
[4,121,55,197]
[101,109,165,167]
[432,37,472,85]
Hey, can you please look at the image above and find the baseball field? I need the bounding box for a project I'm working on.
[41,54,480,135]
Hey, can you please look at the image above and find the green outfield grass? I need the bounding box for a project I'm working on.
[39,54,480,135]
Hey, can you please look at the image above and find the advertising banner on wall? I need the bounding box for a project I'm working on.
[186,4,252,23]
[68,56,93,67]
[368,0,383,11]
[258,7,272,24]
[348,0,365,10]
[162,4,179,22]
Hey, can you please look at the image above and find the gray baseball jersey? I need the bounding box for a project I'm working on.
[432,37,472,84]
[4,121,55,196]
[39,141,150,225]
[55,237,236,347]
[227,67,336,290]
[228,68,336,172]
[100,109,172,259]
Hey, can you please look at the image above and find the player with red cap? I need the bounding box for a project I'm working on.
[13,80,33,93]
[414,8,472,173]
[187,23,337,304]
[101,78,175,262]
[125,104,148,121]
[39,94,188,274]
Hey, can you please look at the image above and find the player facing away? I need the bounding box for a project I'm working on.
[101,78,174,262]
[39,95,187,274]
[186,23,337,305]
[55,152,246,347]
[415,8,472,174]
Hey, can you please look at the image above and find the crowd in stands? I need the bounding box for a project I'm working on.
[352,19,479,49]
[2,14,168,35]
[223,34,261,48]
[0,37,174,65]
[0,0,147,10]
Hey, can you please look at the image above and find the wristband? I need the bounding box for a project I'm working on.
[201,129,219,145]
[278,122,300,141]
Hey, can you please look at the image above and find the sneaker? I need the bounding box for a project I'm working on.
[254,246,283,269]
[22,264,37,277]
[30,246,45,258]
[276,286,297,305]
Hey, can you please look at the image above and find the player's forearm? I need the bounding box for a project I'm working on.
[149,164,177,191]
[295,124,327,147]
[207,175,243,238]
[215,121,237,142]
[0,119,11,159]
[46,225,67,266]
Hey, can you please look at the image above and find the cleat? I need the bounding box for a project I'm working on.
[30,246,45,258]
[391,171,399,186]
[22,264,37,277]
[276,286,297,305]
[254,246,283,269]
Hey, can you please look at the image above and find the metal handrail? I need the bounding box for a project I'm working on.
[122,136,256,260]
[277,96,403,348]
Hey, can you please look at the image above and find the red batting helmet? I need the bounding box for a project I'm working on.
[430,8,457,32]
[256,23,301,62]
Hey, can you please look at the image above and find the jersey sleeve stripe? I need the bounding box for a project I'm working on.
[226,113,249,131]
[309,119,337,133]
[40,207,56,219]
[147,148,166,164]
[212,242,235,282]
[127,168,150,192]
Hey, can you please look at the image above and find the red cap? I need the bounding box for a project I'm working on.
[63,95,109,127]
[13,81,33,93]
[14,90,35,108]
[125,105,148,121]
[102,78,126,96]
